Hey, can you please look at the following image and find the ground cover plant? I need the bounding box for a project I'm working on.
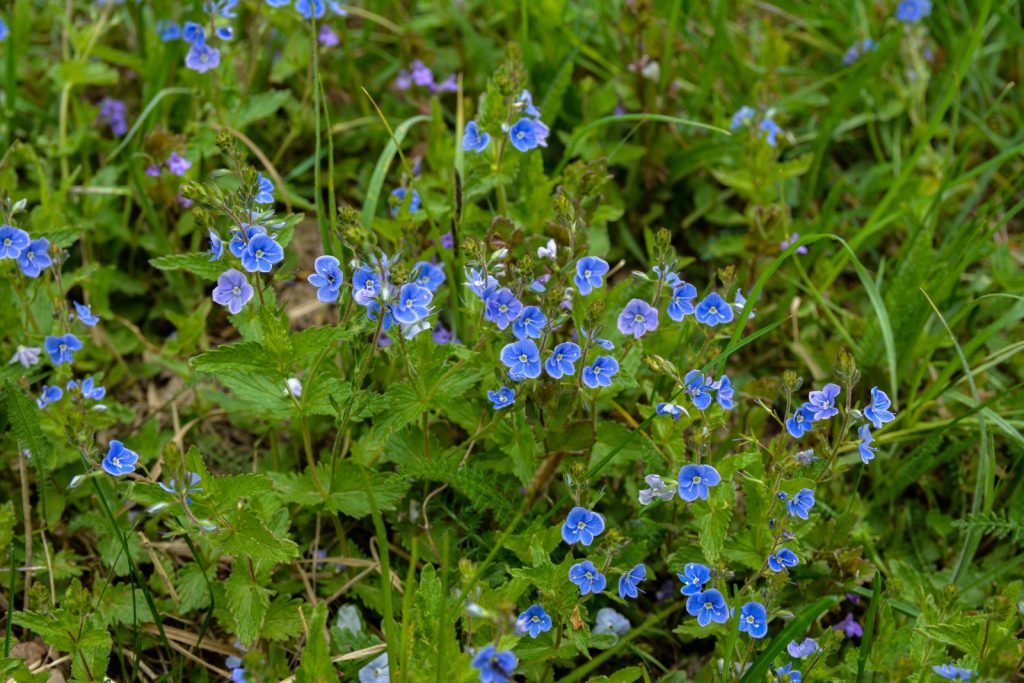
[1,0,1022,681]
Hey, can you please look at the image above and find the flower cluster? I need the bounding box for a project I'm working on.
[158,1,244,74]
[464,89,550,154]
[785,382,897,465]
[395,59,456,94]
[147,151,193,178]
[1,223,53,278]
[729,106,784,147]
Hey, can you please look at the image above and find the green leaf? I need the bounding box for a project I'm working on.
[738,596,840,683]
[52,61,119,86]
[212,516,299,563]
[263,597,305,642]
[149,253,228,281]
[698,484,734,563]
[224,565,272,647]
[3,382,54,470]
[237,90,292,129]
[296,603,335,683]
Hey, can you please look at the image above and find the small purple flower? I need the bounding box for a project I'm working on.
[462,120,491,153]
[678,464,721,502]
[618,564,646,599]
[508,117,549,152]
[182,21,205,45]
[511,306,546,340]
[561,506,605,546]
[686,588,729,627]
[516,604,551,639]
[833,613,862,638]
[573,256,609,295]
[582,356,619,388]
[411,261,445,291]
[695,292,734,326]
[185,43,220,73]
[857,424,878,464]
[166,151,192,176]
[639,474,676,504]
[410,60,434,87]
[684,370,714,411]
[392,283,432,325]
[787,638,819,658]
[500,339,541,381]
[580,328,614,350]
[484,288,523,330]
[212,269,254,314]
[487,387,515,410]
[390,187,421,216]
[318,24,339,47]
[229,225,267,258]
[17,238,51,278]
[655,402,685,421]
[568,560,606,595]
[44,334,84,366]
[594,607,630,636]
[667,283,698,321]
[807,383,841,420]
[932,664,975,681]
[8,346,42,369]
[678,562,711,596]
[516,89,541,118]
[102,440,139,477]
[780,233,809,254]
[208,229,224,261]
[767,547,799,572]
[308,255,344,303]
[863,386,895,429]
[713,375,734,410]
[145,164,162,177]
[617,299,659,339]
[739,602,768,638]
[544,342,580,379]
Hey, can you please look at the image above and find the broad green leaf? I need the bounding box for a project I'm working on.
[224,565,272,647]
[295,603,335,683]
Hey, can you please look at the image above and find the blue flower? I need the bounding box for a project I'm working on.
[36,385,63,409]
[392,283,433,325]
[508,117,549,152]
[265,0,291,6]
[730,106,756,130]
[618,564,646,599]
[69,376,106,401]
[516,604,552,638]
[463,120,491,152]
[580,328,614,350]
[208,229,224,261]
[561,506,605,546]
[582,356,619,388]
[843,38,876,65]
[573,256,609,296]
[653,265,682,288]
[229,226,267,258]
[767,547,799,572]
[411,261,446,291]
[206,0,239,19]
[568,560,606,595]
[775,663,802,683]
[241,234,284,273]
[683,370,714,411]
[44,334,84,365]
[470,645,517,683]
[733,288,756,320]
[157,20,181,41]
[786,405,815,438]
[863,386,895,429]
[465,267,498,299]
[500,339,541,380]
[358,653,389,683]
[695,292,734,326]
[73,301,100,327]
[485,288,523,330]
[17,238,52,278]
[786,637,819,658]
[295,0,326,19]
[678,463,721,502]
[512,306,546,340]
[102,440,139,477]
[352,265,383,306]
[786,488,815,520]
[639,474,676,504]
[544,342,581,379]
[185,43,220,73]
[677,562,711,596]
[932,664,975,681]
[594,607,631,636]
[686,588,729,627]
[488,387,515,410]
[760,119,783,147]
[713,375,734,410]
[617,299,659,339]
[738,602,768,638]
[667,283,698,321]
[390,187,421,216]
[807,383,841,421]
[212,269,255,315]
[366,302,394,331]
[0,17,9,42]
[157,472,203,505]
[516,89,541,118]
[0,224,29,258]
[255,173,275,204]
[182,21,205,45]
[308,255,344,303]
[895,0,931,23]
[656,402,686,421]
[857,424,878,464]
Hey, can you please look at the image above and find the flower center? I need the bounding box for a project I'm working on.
[519,354,528,362]
[531,616,539,622]
[576,521,586,529]
[112,457,121,466]
[584,571,593,579]
[59,344,67,352]
[517,132,525,139]
[2,238,10,246]
[704,602,712,610]
[556,354,563,361]
[746,615,754,624]
[255,249,264,258]
[635,315,644,323]
[232,286,241,296]
[692,475,702,484]
[499,304,508,313]
[584,269,592,278]
[709,306,718,314]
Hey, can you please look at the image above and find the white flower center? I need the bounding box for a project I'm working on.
[519,354,528,362]
[232,286,241,296]
[693,475,702,484]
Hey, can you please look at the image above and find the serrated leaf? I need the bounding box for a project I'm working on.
[213,516,299,563]
[263,597,305,642]
[698,485,735,563]
[224,565,272,646]
[3,382,53,470]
